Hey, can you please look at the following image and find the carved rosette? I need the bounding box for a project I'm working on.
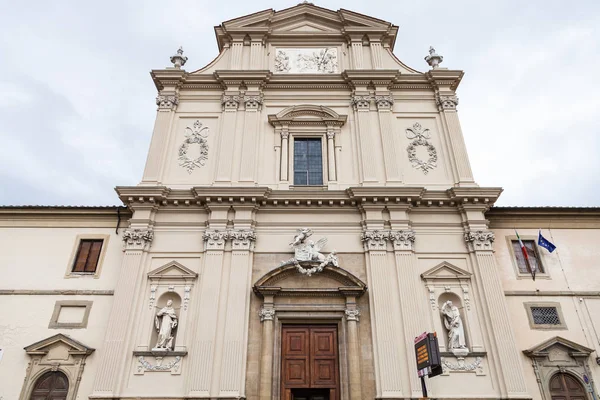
[345,308,361,322]
[259,307,275,322]
[203,229,228,251]
[221,94,241,111]
[437,95,459,111]
[123,228,154,251]
[361,230,388,251]
[375,95,394,110]
[156,94,179,110]
[351,95,372,110]
[464,230,495,251]
[389,230,416,251]
[244,94,263,110]
[229,229,257,251]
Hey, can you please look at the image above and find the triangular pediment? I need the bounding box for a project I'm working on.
[421,262,472,280]
[24,333,95,356]
[148,261,198,280]
[524,336,594,358]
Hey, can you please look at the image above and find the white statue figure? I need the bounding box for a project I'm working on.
[441,300,467,351]
[153,300,178,351]
[290,228,313,247]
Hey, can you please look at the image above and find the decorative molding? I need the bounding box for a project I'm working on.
[428,286,436,311]
[0,289,114,296]
[229,229,257,251]
[406,122,437,174]
[183,286,191,311]
[375,95,394,110]
[437,95,459,111]
[137,356,182,373]
[203,229,228,251]
[178,120,210,174]
[351,95,372,110]
[221,94,241,110]
[462,287,471,311]
[170,46,188,69]
[441,356,483,374]
[345,308,360,322]
[156,94,179,110]
[259,307,275,322]
[244,94,264,110]
[149,285,157,309]
[274,48,338,74]
[280,228,338,274]
[361,229,388,251]
[122,228,154,251]
[424,46,443,69]
[464,230,495,251]
[389,229,416,251]
[280,130,290,139]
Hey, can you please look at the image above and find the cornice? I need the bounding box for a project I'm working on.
[487,207,600,229]
[213,70,272,88]
[425,69,464,92]
[150,69,187,91]
[343,70,401,87]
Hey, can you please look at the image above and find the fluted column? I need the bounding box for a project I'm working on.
[141,93,178,184]
[215,92,240,182]
[465,229,529,398]
[437,95,475,185]
[92,228,154,396]
[375,94,401,183]
[239,94,263,182]
[352,95,378,183]
[369,38,383,69]
[362,230,404,397]
[219,229,256,397]
[187,229,228,396]
[258,302,276,400]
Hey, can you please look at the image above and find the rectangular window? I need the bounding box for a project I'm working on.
[530,307,561,325]
[293,138,323,186]
[511,240,544,274]
[72,239,103,273]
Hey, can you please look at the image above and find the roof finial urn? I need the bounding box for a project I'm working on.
[425,46,443,69]
[170,46,188,69]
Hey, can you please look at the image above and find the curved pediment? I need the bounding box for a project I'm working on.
[254,263,366,298]
[268,105,347,128]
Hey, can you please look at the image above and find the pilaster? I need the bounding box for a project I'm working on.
[215,91,241,183]
[351,93,378,183]
[239,92,263,183]
[375,93,402,183]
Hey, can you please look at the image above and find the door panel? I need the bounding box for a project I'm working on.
[282,325,339,400]
[30,371,69,400]
[550,373,587,400]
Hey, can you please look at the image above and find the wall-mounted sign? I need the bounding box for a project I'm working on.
[274,48,338,74]
[414,332,442,377]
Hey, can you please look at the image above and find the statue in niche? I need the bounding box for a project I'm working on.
[153,300,178,351]
[441,300,467,353]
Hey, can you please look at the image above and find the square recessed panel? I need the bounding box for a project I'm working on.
[57,306,87,324]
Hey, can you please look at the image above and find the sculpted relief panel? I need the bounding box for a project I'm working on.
[274,48,338,73]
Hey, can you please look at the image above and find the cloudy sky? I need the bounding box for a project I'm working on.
[1,0,598,206]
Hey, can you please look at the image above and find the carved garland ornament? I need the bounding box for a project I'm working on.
[442,356,483,373]
[406,123,437,174]
[137,356,181,372]
[178,120,209,174]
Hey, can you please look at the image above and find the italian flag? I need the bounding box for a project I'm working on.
[515,230,536,280]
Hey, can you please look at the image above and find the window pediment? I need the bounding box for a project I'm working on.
[148,261,198,281]
[524,336,594,358]
[268,105,346,128]
[421,262,472,282]
[24,333,95,356]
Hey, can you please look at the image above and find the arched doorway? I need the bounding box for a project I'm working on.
[30,371,69,400]
[549,373,587,400]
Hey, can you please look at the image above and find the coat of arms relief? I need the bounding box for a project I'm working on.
[281,228,339,276]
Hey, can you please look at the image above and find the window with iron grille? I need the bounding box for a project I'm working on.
[293,138,323,186]
[511,239,544,274]
[531,307,561,325]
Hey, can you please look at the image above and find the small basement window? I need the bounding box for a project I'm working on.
[525,302,567,330]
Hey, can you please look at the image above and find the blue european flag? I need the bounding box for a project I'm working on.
[538,230,556,253]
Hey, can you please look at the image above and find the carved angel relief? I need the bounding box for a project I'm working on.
[178,120,209,174]
[281,228,338,276]
[406,122,438,174]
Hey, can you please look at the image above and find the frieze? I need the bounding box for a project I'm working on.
[441,356,484,375]
[136,356,181,374]
[464,230,495,251]
[274,48,338,74]
[406,122,438,174]
[123,228,154,251]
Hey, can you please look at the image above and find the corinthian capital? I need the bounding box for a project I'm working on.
[375,95,394,110]
[351,95,372,110]
[361,230,388,251]
[389,230,416,251]
[203,229,228,251]
[156,94,179,110]
[221,94,240,111]
[259,307,275,322]
[244,94,264,110]
[229,229,257,251]
[123,228,154,251]
[437,95,459,111]
[345,308,361,322]
[465,230,495,251]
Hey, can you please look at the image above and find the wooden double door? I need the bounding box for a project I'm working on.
[281,325,339,400]
[549,373,588,400]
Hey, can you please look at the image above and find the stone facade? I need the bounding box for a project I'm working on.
[1,4,600,400]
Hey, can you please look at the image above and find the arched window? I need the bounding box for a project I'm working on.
[30,370,69,400]
[549,373,587,400]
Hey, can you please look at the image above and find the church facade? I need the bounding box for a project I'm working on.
[2,4,600,400]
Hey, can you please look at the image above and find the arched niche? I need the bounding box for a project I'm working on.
[524,336,596,400]
[437,292,470,351]
[20,334,94,400]
[149,292,182,352]
[268,105,347,186]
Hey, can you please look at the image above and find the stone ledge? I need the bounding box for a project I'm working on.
[133,350,188,357]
